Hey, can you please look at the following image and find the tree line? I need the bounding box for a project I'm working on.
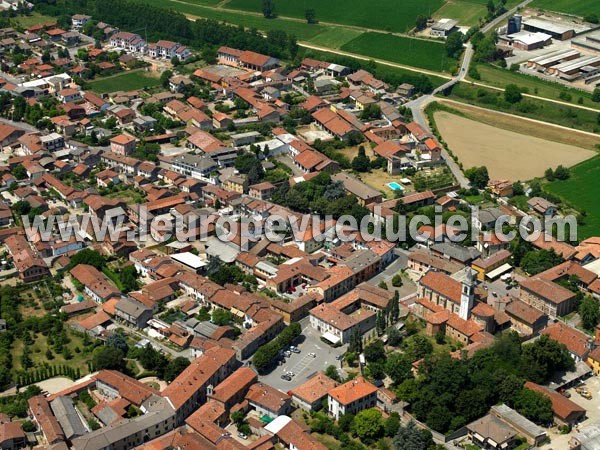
[32,0,299,60]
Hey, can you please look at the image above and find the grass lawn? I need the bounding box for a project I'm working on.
[12,329,90,373]
[224,0,444,32]
[87,70,161,93]
[433,0,487,26]
[12,13,56,27]
[544,155,600,240]
[308,28,364,49]
[472,63,600,110]
[443,82,600,133]
[132,0,326,41]
[530,0,600,17]
[341,32,455,72]
[106,187,145,204]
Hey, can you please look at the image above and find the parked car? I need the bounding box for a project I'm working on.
[308,352,317,357]
[238,433,248,440]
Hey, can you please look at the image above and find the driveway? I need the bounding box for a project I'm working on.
[258,318,347,392]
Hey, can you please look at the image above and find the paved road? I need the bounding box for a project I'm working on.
[0,117,38,133]
[258,318,346,392]
[405,0,534,189]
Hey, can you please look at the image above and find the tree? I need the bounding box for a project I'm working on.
[352,409,384,443]
[580,296,600,331]
[504,84,522,103]
[360,104,381,120]
[325,365,341,382]
[415,15,428,31]
[393,420,433,450]
[402,334,433,362]
[352,146,370,172]
[553,165,570,180]
[305,8,317,24]
[465,166,489,189]
[512,388,553,425]
[391,274,403,287]
[105,332,129,355]
[520,249,563,275]
[364,340,386,363]
[387,327,403,347]
[593,88,600,102]
[262,0,275,18]
[160,69,173,88]
[544,167,555,181]
[163,357,191,382]
[211,308,232,326]
[445,32,464,59]
[512,181,524,196]
[384,412,401,437]
[385,353,412,385]
[520,334,574,383]
[92,346,125,371]
[13,164,26,180]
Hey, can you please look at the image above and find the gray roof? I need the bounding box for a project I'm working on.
[193,320,219,338]
[342,250,381,274]
[491,404,546,440]
[116,297,152,319]
[50,396,87,439]
[571,421,600,450]
[430,242,481,263]
[72,396,175,450]
[476,207,505,224]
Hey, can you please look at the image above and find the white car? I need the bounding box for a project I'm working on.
[308,352,317,357]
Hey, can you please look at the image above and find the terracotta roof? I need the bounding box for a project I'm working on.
[109,134,135,145]
[536,260,597,286]
[95,370,158,405]
[162,346,236,409]
[540,322,591,358]
[328,376,377,405]
[528,233,577,260]
[290,372,339,405]
[520,277,576,305]
[246,382,289,413]
[471,302,496,317]
[28,395,65,444]
[419,270,461,304]
[524,381,585,421]
[505,299,546,325]
[210,367,257,404]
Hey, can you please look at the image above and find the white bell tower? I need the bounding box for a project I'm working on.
[459,268,475,320]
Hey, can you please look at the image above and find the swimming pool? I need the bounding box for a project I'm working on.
[387,182,404,191]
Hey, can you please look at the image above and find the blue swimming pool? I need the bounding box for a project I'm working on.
[387,182,404,191]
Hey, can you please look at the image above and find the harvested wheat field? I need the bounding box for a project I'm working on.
[434,111,596,181]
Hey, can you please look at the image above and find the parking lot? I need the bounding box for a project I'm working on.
[258,318,347,392]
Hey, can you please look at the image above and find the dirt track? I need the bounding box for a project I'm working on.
[434,111,596,181]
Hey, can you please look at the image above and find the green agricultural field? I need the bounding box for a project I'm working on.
[308,28,364,49]
[472,64,600,110]
[530,0,600,17]
[12,12,57,27]
[443,82,600,133]
[341,32,455,72]
[545,155,600,239]
[132,0,326,41]
[433,1,487,26]
[87,70,161,93]
[300,47,449,89]
[224,0,444,32]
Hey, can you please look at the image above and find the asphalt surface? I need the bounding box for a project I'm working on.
[258,318,347,392]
